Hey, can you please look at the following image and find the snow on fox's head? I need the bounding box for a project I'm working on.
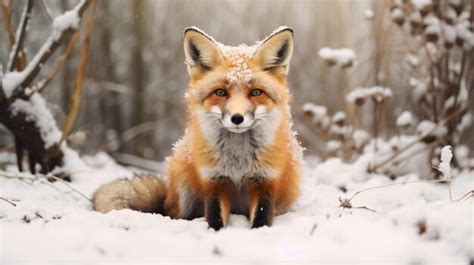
[183,26,294,134]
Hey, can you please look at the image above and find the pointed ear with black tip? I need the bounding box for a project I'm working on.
[254,27,294,75]
[183,27,224,78]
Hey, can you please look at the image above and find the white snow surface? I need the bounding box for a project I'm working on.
[0,153,472,264]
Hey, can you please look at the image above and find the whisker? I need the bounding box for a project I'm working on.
[207,112,222,116]
[254,113,269,119]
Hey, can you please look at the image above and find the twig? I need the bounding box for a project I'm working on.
[34,211,44,218]
[61,0,96,144]
[309,223,317,236]
[5,0,91,105]
[7,0,33,71]
[454,190,473,203]
[46,175,91,202]
[348,179,447,201]
[0,196,17,207]
[353,206,376,213]
[340,178,455,213]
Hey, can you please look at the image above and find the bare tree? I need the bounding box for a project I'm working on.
[0,0,91,174]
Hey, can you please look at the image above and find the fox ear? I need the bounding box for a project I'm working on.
[183,27,224,78]
[254,27,294,75]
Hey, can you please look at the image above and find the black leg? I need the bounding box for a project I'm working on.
[247,178,274,228]
[251,196,273,228]
[206,195,223,230]
[205,177,233,230]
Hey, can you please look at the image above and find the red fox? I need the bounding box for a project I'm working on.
[93,26,303,230]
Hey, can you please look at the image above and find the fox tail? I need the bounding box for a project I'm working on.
[93,175,167,214]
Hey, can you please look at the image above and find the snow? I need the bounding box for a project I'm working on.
[318,47,355,67]
[1,152,472,263]
[406,53,419,67]
[303,103,327,120]
[441,24,455,45]
[364,9,374,20]
[225,53,253,86]
[391,8,404,21]
[346,86,393,104]
[439,145,452,181]
[326,140,341,152]
[332,111,346,123]
[9,93,62,148]
[1,71,26,98]
[396,111,413,128]
[411,0,432,10]
[51,2,82,41]
[352,129,370,148]
[424,15,441,36]
[416,120,446,139]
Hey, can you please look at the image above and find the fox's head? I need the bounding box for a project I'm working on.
[183,27,294,135]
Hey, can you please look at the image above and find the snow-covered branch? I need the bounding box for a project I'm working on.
[2,0,91,105]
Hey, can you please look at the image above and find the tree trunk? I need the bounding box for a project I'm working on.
[131,0,148,156]
[0,105,63,174]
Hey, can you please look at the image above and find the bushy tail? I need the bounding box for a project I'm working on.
[93,175,167,214]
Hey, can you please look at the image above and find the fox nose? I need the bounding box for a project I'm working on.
[231,114,244,125]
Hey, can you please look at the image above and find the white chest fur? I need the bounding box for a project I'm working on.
[196,108,281,183]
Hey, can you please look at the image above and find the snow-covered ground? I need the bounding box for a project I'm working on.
[0,152,472,264]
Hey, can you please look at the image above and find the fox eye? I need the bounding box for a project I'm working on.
[250,89,263,97]
[214,89,227,97]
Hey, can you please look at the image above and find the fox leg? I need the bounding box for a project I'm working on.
[247,178,275,228]
[205,177,233,230]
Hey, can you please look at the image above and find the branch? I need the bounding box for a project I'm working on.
[7,0,33,72]
[5,0,91,105]
[61,0,96,144]
[26,32,80,97]
[1,0,15,48]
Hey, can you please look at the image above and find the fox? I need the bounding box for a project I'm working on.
[93,26,303,230]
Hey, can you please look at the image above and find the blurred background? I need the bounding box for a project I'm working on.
[1,0,472,166]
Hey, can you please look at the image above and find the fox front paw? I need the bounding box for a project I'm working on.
[251,197,273,228]
[206,196,224,230]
